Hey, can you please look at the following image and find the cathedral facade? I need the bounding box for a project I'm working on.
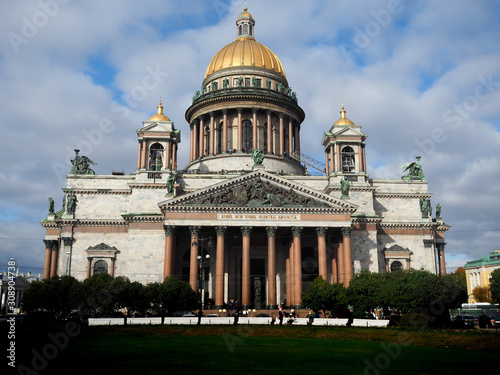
[41,8,449,309]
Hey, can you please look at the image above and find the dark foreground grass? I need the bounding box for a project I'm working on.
[18,325,499,375]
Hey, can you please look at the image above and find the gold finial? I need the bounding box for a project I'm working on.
[340,101,346,118]
[157,98,163,114]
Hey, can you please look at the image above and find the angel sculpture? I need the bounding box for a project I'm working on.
[69,149,97,175]
[400,156,425,180]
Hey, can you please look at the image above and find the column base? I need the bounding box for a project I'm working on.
[214,305,224,310]
[242,305,251,310]
[266,305,278,310]
[291,305,302,310]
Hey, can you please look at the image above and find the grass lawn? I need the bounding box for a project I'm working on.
[16,325,499,375]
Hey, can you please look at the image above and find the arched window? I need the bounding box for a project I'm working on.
[390,261,403,272]
[242,120,252,152]
[263,124,268,153]
[94,260,108,275]
[216,122,223,154]
[227,125,233,152]
[341,146,355,172]
[239,25,242,35]
[149,143,164,171]
[204,126,210,156]
[249,25,253,36]
[243,24,248,35]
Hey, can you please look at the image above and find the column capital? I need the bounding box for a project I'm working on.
[164,225,176,236]
[252,107,259,114]
[189,226,201,237]
[209,111,215,118]
[436,242,447,251]
[279,112,284,119]
[266,226,278,237]
[241,226,253,236]
[237,107,244,114]
[266,109,273,116]
[43,239,58,250]
[423,239,434,248]
[62,237,74,246]
[291,226,303,237]
[215,226,227,236]
[222,108,228,115]
[341,227,352,238]
[193,119,199,126]
[316,227,328,237]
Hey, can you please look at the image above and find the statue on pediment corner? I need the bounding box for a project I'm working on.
[252,149,264,165]
[341,176,351,199]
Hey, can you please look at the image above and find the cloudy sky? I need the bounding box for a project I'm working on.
[1,0,499,277]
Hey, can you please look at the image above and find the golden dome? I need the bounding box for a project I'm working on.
[333,102,355,126]
[148,100,171,122]
[204,6,286,79]
[205,38,286,79]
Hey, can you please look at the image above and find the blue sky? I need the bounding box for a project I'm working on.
[1,0,500,277]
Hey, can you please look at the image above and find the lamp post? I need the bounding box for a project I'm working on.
[192,237,213,326]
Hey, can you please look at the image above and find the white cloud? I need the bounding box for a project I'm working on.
[1,0,500,273]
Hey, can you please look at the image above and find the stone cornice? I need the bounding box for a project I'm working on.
[73,189,132,195]
[377,221,436,230]
[351,216,383,225]
[76,220,128,227]
[373,192,433,199]
[122,213,163,223]
[128,184,167,190]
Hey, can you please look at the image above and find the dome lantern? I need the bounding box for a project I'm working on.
[236,6,255,39]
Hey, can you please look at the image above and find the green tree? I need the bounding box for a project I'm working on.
[380,270,442,314]
[81,273,114,317]
[347,271,384,318]
[301,276,347,317]
[112,277,148,325]
[160,277,198,318]
[21,276,81,316]
[490,269,500,305]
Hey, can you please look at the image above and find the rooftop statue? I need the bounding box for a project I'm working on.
[48,197,54,214]
[340,176,351,199]
[252,149,265,166]
[166,173,176,195]
[69,149,97,175]
[401,156,425,180]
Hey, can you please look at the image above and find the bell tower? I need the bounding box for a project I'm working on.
[322,103,368,182]
[136,100,181,179]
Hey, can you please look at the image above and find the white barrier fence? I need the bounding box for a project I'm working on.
[89,317,389,327]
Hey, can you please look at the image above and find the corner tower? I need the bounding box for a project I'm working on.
[322,103,368,182]
[136,100,180,180]
[185,7,306,174]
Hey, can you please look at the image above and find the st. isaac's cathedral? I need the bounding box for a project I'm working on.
[41,7,449,309]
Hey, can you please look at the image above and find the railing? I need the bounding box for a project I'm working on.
[290,151,326,175]
[192,87,299,106]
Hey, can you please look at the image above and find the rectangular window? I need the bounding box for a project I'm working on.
[245,78,251,87]
[254,78,262,88]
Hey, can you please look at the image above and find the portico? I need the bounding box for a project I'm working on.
[159,170,357,309]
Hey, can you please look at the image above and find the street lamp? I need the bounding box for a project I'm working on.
[192,237,213,325]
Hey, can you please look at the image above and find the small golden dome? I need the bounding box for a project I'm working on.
[238,6,254,20]
[205,38,286,78]
[148,100,171,122]
[333,102,355,126]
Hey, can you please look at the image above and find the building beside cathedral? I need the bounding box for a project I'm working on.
[41,7,449,309]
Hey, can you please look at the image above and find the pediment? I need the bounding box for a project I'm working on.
[331,126,366,138]
[159,170,358,214]
[140,121,175,133]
